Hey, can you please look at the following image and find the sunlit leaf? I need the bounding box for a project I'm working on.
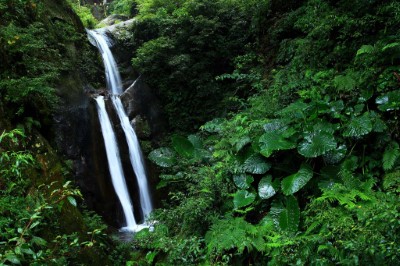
[242,154,271,174]
[233,190,256,209]
[233,174,254,189]
[258,176,275,199]
[323,144,347,164]
[67,196,77,207]
[376,91,400,111]
[281,164,313,195]
[298,130,337,158]
[343,112,372,137]
[148,147,176,167]
[259,131,296,158]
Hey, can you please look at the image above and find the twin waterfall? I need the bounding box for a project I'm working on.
[87,29,152,232]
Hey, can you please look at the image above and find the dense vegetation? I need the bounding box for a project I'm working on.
[1,0,400,265]
[0,0,107,264]
[116,0,400,264]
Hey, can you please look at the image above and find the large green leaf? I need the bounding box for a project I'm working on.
[281,164,313,195]
[269,200,285,229]
[242,154,271,174]
[233,174,254,189]
[279,196,300,233]
[259,132,296,158]
[233,190,256,209]
[323,144,347,164]
[376,91,400,111]
[235,136,251,152]
[298,130,337,158]
[172,135,194,158]
[148,147,176,167]
[188,134,203,149]
[343,112,373,137]
[258,176,276,199]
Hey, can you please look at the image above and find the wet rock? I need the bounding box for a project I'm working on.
[99,14,129,26]
[120,76,166,141]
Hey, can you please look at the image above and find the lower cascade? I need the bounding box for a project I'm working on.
[88,29,153,232]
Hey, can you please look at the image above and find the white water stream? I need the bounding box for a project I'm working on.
[88,29,152,232]
[95,96,137,231]
[87,29,122,95]
[112,95,153,219]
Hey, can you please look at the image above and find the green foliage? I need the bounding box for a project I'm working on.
[108,0,137,17]
[67,0,99,28]
[383,142,400,171]
[0,129,108,265]
[97,0,400,264]
[148,147,176,167]
[281,164,313,196]
[0,0,96,129]
[122,0,269,131]
[258,176,275,199]
[205,216,265,263]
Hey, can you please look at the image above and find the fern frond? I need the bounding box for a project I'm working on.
[383,142,400,171]
[383,171,400,192]
[356,44,377,56]
[334,75,356,92]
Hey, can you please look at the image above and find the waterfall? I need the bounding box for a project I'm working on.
[87,29,122,95]
[88,29,153,232]
[112,95,153,219]
[95,96,137,231]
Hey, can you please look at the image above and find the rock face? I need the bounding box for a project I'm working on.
[121,76,166,141]
[99,14,129,26]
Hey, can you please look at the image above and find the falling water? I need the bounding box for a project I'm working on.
[112,95,153,219]
[88,29,153,231]
[95,96,137,231]
[87,29,122,95]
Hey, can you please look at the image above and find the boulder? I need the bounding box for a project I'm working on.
[120,76,166,141]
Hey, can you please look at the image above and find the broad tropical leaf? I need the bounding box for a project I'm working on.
[278,101,308,119]
[323,144,347,164]
[258,176,275,199]
[343,112,372,137]
[235,136,251,152]
[148,147,176,167]
[259,132,296,158]
[233,190,256,209]
[233,174,254,189]
[279,196,300,233]
[298,130,337,158]
[376,91,400,111]
[242,154,271,174]
[188,134,203,149]
[263,120,288,132]
[281,164,313,195]
[172,135,194,158]
[269,200,285,229]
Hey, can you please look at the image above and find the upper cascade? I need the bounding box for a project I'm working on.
[87,29,123,95]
